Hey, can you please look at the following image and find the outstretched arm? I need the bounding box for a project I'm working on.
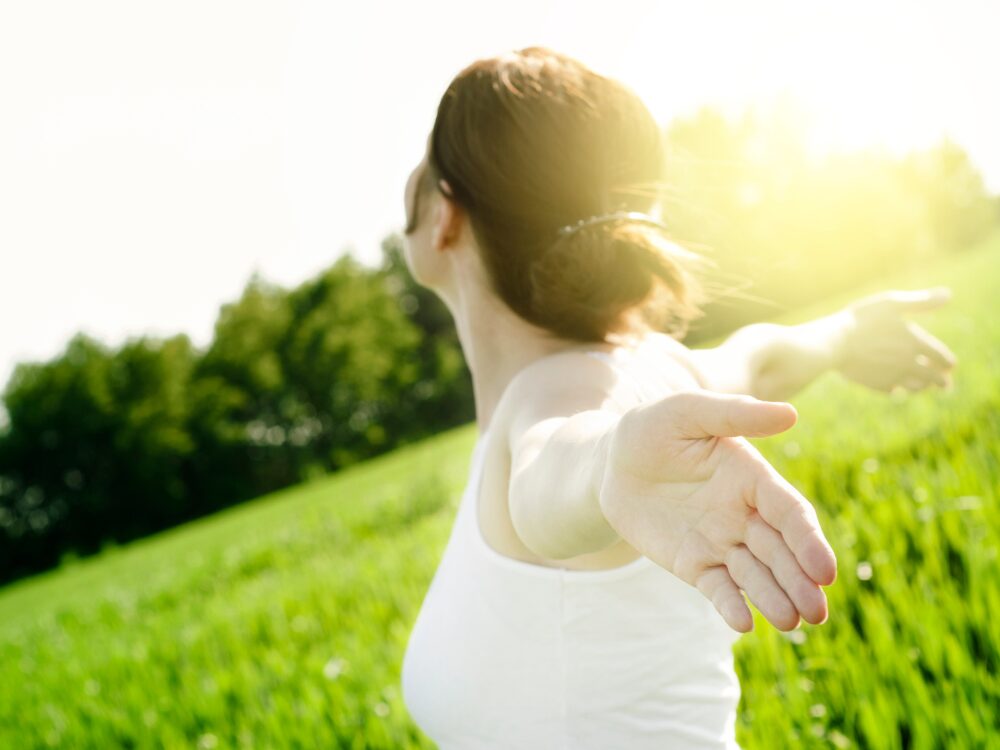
[685,314,848,402]
[503,352,836,632]
[686,287,957,402]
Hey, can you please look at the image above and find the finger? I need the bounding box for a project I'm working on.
[752,472,837,586]
[910,358,950,389]
[888,286,952,313]
[695,565,754,633]
[907,322,958,369]
[664,391,798,440]
[744,513,828,624]
[898,375,929,392]
[725,544,800,631]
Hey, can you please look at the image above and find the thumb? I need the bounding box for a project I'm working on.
[887,286,952,313]
[664,391,798,439]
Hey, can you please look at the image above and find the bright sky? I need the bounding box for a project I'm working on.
[2,0,998,398]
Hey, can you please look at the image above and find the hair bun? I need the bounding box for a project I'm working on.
[529,219,705,341]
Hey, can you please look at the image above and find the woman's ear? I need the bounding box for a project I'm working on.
[432,181,463,251]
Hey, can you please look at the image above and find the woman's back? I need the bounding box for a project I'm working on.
[401,337,743,749]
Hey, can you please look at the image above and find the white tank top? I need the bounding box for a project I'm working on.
[401,347,743,749]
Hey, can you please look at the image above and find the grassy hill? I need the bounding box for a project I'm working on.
[2,233,999,749]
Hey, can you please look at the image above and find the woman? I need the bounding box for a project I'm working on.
[399,47,957,749]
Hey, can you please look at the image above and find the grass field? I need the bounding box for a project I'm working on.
[1,233,998,749]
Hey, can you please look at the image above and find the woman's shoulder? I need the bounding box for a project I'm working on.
[491,345,642,437]
[497,332,701,426]
[506,332,702,392]
[501,344,637,408]
[583,330,707,391]
[644,331,709,390]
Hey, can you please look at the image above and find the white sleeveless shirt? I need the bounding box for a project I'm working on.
[401,347,743,749]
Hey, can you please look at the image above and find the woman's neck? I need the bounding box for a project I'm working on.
[451,291,558,435]
[450,283,645,435]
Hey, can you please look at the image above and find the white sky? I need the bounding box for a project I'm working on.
[2,0,998,397]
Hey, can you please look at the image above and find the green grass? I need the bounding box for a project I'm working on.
[2,233,999,749]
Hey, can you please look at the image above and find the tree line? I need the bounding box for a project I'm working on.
[0,245,473,585]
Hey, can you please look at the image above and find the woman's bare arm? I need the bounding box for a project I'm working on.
[685,314,850,402]
[685,287,956,401]
[503,354,837,632]
[503,353,632,560]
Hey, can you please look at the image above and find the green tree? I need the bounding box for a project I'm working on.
[0,333,199,582]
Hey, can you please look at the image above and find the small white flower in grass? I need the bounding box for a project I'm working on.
[956,495,982,510]
[783,629,807,645]
[856,561,873,580]
[829,729,852,748]
[324,657,347,680]
[810,704,827,718]
[374,701,390,717]
[861,457,879,474]
[197,733,218,749]
[798,677,814,692]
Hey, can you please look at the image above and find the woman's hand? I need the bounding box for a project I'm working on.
[597,390,836,633]
[833,287,957,393]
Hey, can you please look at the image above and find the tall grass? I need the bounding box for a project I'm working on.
[1,234,998,749]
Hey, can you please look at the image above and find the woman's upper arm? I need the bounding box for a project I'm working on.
[681,324,784,396]
[501,353,638,483]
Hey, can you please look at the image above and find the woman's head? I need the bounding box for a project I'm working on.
[402,46,708,343]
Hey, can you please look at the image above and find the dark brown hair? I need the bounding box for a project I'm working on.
[425,46,711,343]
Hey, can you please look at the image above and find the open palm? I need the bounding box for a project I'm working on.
[597,390,837,633]
[836,286,957,393]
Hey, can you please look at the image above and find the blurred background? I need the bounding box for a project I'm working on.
[1,1,998,748]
